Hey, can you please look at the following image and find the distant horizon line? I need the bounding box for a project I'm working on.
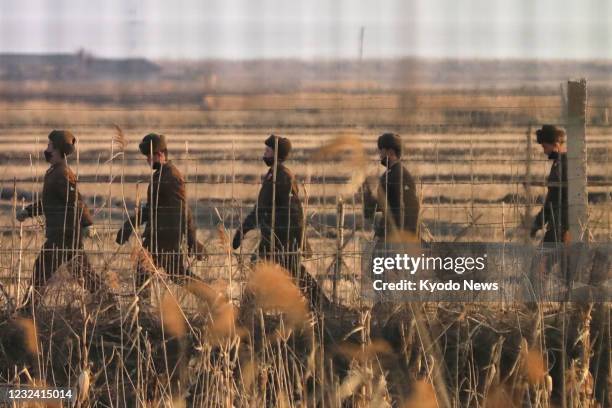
[2,51,612,64]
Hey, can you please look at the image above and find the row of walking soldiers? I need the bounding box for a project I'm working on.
[14,125,569,311]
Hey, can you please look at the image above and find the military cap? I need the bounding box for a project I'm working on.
[264,134,292,161]
[139,133,167,156]
[48,130,77,156]
[377,133,402,157]
[536,125,566,144]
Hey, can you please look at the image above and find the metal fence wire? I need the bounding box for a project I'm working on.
[0,95,610,307]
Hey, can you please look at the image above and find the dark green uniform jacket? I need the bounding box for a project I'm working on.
[25,162,93,243]
[365,161,419,239]
[241,163,304,254]
[534,153,568,242]
[122,161,197,252]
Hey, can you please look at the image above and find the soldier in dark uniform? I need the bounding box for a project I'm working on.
[363,133,420,241]
[529,125,575,405]
[530,125,569,244]
[232,135,330,309]
[526,124,571,302]
[16,130,108,308]
[361,133,420,305]
[115,133,205,298]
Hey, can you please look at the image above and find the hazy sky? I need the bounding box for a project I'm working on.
[1,0,611,60]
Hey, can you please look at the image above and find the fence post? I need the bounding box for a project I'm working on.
[564,79,591,408]
[333,198,345,304]
[11,178,17,308]
[525,125,532,236]
[566,79,588,242]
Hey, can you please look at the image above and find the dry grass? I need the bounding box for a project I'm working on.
[336,338,392,362]
[159,290,187,338]
[0,283,608,407]
[247,262,309,327]
[525,348,547,385]
[14,317,39,355]
[402,380,437,408]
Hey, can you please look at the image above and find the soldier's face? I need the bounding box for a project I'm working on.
[263,146,275,166]
[379,148,395,166]
[263,146,274,159]
[44,141,61,164]
[540,142,557,155]
[146,152,164,167]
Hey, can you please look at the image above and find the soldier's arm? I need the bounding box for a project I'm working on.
[361,180,379,219]
[121,206,149,233]
[240,207,257,235]
[115,178,151,244]
[184,208,206,259]
[141,180,153,225]
[240,174,273,236]
[167,170,197,244]
[534,166,564,231]
[386,169,402,217]
[273,170,293,218]
[544,184,563,225]
[232,205,257,249]
[249,172,274,230]
[55,171,94,227]
[139,203,150,225]
[116,202,149,244]
[24,199,43,218]
[148,169,163,213]
[185,206,198,251]
[532,206,546,231]
[78,190,94,227]
[166,168,202,252]
[402,170,420,232]
[533,196,559,237]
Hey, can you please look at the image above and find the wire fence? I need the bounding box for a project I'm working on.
[0,94,611,307]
